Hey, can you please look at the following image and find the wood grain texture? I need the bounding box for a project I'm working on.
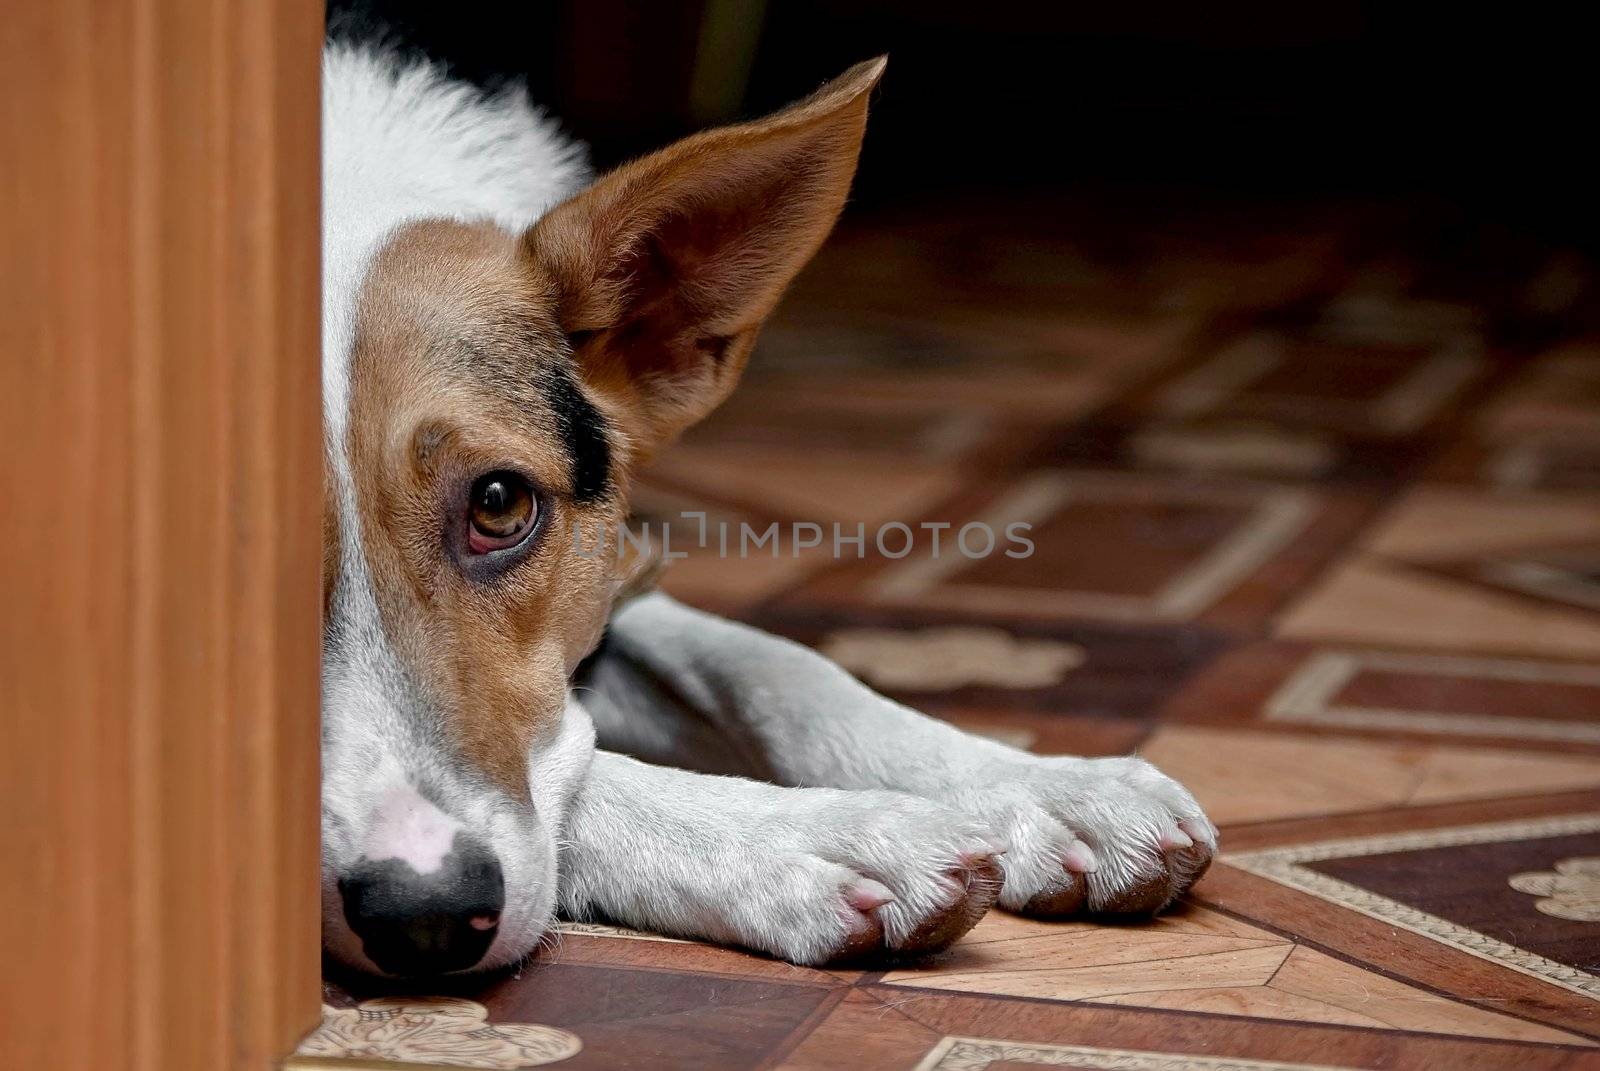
[0,1,323,1067]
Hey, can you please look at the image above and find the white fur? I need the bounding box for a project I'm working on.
[319,43,591,974]
[586,593,1216,928]
[321,42,587,445]
[560,750,999,964]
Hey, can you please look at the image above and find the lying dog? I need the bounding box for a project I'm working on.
[321,41,1216,977]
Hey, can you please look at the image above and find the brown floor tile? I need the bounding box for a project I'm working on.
[944,709,1153,759]
[1278,557,1600,660]
[740,602,1232,723]
[1140,330,1487,438]
[873,904,1587,1045]
[540,928,849,986]
[790,470,1375,632]
[1429,436,1600,495]
[1478,346,1600,444]
[1195,867,1600,1042]
[1217,815,1600,1036]
[641,445,965,530]
[1032,416,1429,486]
[794,986,1599,1071]
[1278,484,1600,658]
[1162,641,1600,753]
[1138,726,1600,826]
[481,965,838,1070]
[1205,787,1600,853]
[1305,827,1600,979]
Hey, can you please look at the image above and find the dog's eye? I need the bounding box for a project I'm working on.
[467,472,537,554]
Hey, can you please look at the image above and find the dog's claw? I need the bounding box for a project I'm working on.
[844,878,896,912]
[1178,817,1217,849]
[1063,841,1099,873]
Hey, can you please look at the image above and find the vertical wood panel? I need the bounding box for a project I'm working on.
[0,1,323,1067]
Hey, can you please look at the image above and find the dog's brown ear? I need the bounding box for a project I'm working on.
[524,57,885,454]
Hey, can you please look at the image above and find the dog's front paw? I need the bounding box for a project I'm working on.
[950,756,1215,919]
[708,792,1004,966]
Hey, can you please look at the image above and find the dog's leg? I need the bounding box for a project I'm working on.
[600,592,1215,917]
[558,749,1004,964]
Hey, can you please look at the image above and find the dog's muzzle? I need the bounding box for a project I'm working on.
[337,833,505,975]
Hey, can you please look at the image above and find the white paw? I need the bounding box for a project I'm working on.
[947,756,1216,917]
[662,790,1004,966]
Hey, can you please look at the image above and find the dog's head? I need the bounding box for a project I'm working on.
[321,59,883,976]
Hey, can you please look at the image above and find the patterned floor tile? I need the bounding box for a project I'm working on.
[1163,642,1600,752]
[538,928,844,985]
[1479,345,1600,444]
[1432,436,1600,495]
[1264,649,1600,745]
[1147,331,1486,437]
[865,473,1315,623]
[323,961,843,1071]
[784,987,1596,1071]
[945,709,1153,759]
[1091,943,1589,1043]
[1197,860,1600,1041]
[1136,726,1600,825]
[1278,484,1600,658]
[1225,815,1600,1000]
[878,907,1588,1044]
[482,965,836,1070]
[641,445,965,529]
[1034,416,1425,486]
[1279,558,1600,660]
[1363,488,1600,562]
[791,470,1371,632]
[1432,345,1600,490]
[741,603,1232,723]
[910,1038,1359,1071]
[626,481,845,613]
[783,319,1190,416]
[684,388,1006,466]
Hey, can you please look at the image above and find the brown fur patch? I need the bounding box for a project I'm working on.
[329,58,883,795]
[526,57,885,457]
[344,221,633,793]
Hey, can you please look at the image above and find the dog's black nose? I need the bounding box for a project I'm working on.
[338,835,505,976]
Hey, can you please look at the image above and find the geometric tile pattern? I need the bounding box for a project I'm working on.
[1226,814,1600,998]
[291,998,581,1069]
[318,197,1600,1068]
[1263,650,1600,744]
[866,472,1317,623]
[1277,487,1600,659]
[1451,346,1600,493]
[1136,727,1600,824]
[912,1038,1358,1071]
[880,907,1591,1044]
[1152,331,1486,437]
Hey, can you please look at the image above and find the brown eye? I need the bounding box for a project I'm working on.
[467,472,537,554]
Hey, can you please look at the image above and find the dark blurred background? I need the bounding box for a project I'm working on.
[329,0,1597,247]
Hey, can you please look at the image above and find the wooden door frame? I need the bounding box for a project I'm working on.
[2,1,325,1067]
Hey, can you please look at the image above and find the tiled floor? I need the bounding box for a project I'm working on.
[305,195,1600,1070]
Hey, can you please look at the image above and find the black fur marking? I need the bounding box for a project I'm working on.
[544,362,612,504]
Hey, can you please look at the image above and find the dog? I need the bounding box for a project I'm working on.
[320,39,1216,977]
